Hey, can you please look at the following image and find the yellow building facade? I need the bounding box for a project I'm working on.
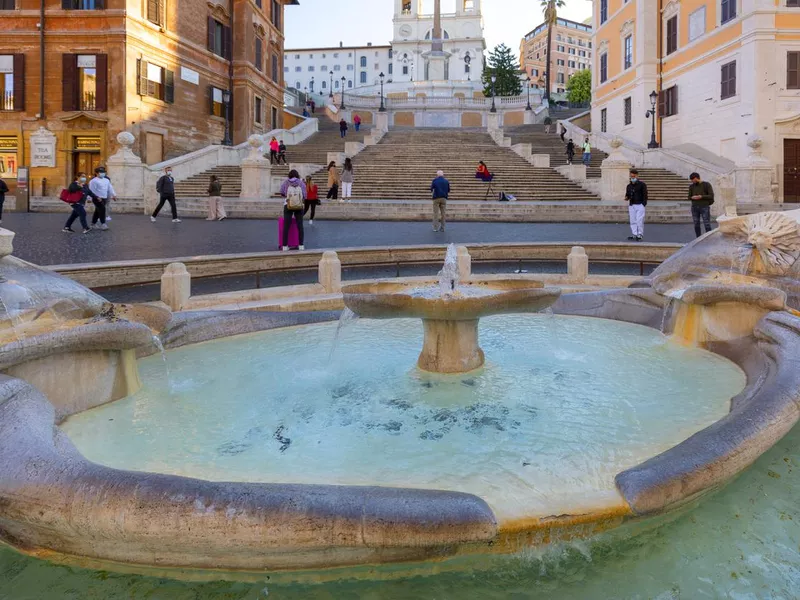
[591,0,800,202]
[520,18,592,95]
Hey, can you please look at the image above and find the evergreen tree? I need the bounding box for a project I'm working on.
[566,69,592,104]
[482,44,523,97]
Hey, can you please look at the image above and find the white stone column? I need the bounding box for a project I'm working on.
[0,228,15,258]
[106,132,145,203]
[735,137,775,204]
[375,111,390,133]
[240,135,272,199]
[567,246,589,282]
[600,138,631,202]
[456,245,471,280]
[161,262,191,311]
[487,113,501,132]
[318,251,342,293]
[556,164,587,182]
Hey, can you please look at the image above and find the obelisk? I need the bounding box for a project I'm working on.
[431,0,443,52]
[425,0,450,81]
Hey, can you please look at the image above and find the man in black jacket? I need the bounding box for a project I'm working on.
[152,166,181,223]
[625,169,648,241]
[688,172,715,237]
[0,176,7,224]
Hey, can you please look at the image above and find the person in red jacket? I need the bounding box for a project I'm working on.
[303,175,320,224]
[268,137,279,164]
[475,161,493,182]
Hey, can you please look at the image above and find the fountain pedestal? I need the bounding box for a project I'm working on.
[419,319,484,373]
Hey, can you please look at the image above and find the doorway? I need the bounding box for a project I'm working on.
[145,132,164,165]
[784,139,800,202]
[72,136,102,179]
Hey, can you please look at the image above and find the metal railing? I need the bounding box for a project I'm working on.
[1,91,14,111]
[81,91,96,111]
[343,93,544,110]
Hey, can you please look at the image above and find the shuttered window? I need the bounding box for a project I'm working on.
[0,55,24,111]
[721,0,736,24]
[658,85,678,117]
[720,61,736,99]
[146,0,162,26]
[136,59,174,103]
[666,17,678,55]
[272,54,279,83]
[0,0,15,9]
[600,0,607,23]
[624,35,633,69]
[788,52,800,89]
[624,97,632,125]
[207,17,231,60]
[600,108,607,133]
[600,52,607,83]
[255,38,263,71]
[62,0,104,8]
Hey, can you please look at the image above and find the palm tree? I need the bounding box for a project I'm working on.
[540,0,566,104]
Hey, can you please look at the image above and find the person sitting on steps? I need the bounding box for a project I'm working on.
[475,161,493,182]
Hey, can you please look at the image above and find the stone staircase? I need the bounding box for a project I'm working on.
[505,124,690,202]
[306,128,599,202]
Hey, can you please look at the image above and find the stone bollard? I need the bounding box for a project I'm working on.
[567,246,589,283]
[531,154,550,168]
[240,134,272,199]
[456,246,472,280]
[161,262,191,311]
[0,228,15,258]
[600,138,631,202]
[318,251,342,293]
[375,111,389,133]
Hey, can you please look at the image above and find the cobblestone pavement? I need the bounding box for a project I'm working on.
[1,213,697,266]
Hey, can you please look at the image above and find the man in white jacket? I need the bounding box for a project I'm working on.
[87,167,116,230]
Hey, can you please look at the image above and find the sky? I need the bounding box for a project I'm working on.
[284,0,593,57]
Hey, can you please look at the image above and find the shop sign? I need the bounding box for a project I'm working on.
[74,137,101,151]
[29,127,56,168]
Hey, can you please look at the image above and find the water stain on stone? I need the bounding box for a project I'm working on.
[273,425,292,453]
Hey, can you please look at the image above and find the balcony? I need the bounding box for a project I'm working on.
[81,91,96,111]
[1,91,14,111]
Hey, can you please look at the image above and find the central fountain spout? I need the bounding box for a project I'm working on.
[342,245,561,374]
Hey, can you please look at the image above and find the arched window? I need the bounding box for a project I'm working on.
[424,29,450,40]
[360,56,367,67]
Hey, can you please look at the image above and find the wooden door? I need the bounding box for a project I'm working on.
[784,139,800,202]
[145,132,164,165]
[73,152,100,179]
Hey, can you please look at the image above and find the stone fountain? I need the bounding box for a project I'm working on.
[342,245,561,373]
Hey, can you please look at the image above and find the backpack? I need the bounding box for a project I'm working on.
[286,184,304,210]
[59,188,83,204]
[704,182,715,205]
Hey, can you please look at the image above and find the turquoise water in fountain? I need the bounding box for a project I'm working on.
[61,315,744,521]
[1,316,799,597]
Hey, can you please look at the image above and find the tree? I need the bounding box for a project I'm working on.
[566,69,592,104]
[540,0,566,103]
[482,44,523,97]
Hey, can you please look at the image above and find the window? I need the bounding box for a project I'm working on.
[62,0,104,8]
[255,38,263,71]
[721,0,736,24]
[77,55,97,110]
[0,0,14,8]
[207,18,231,60]
[294,54,300,59]
[403,65,408,75]
[388,63,393,74]
[788,51,800,89]
[255,96,262,124]
[348,80,352,88]
[624,35,633,69]
[658,85,678,117]
[271,0,280,29]
[666,16,678,55]
[146,0,162,25]
[333,53,339,58]
[624,97,632,125]
[321,80,326,89]
[600,108,607,133]
[295,81,300,88]
[721,60,736,99]
[557,59,565,66]
[346,64,353,71]
[335,80,339,89]
[600,52,607,82]
[360,56,367,67]
[360,71,366,83]
[0,55,23,111]
[568,48,576,55]
[334,65,341,71]
[321,65,327,72]
[295,66,301,72]
[271,106,278,128]
[579,50,586,57]
[557,72,565,84]
[348,53,352,58]
[135,59,173,104]
[309,54,314,59]
[209,86,225,117]
[255,0,261,8]
[64,54,110,110]
[322,53,326,58]
[689,7,706,41]
[283,66,288,72]
[789,0,799,5]
[600,0,607,23]
[308,66,314,71]
[568,61,576,68]
[272,54,278,82]
[557,45,565,52]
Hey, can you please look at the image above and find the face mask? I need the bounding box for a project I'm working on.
[630,178,638,183]
[79,177,87,183]
[166,171,172,176]
[98,173,106,179]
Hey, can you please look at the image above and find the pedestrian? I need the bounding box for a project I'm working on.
[0,175,8,224]
[206,174,227,221]
[566,139,575,165]
[582,137,592,166]
[326,161,339,200]
[688,172,715,238]
[88,166,116,230]
[61,172,93,234]
[151,166,181,223]
[279,169,307,251]
[430,169,450,233]
[341,157,354,201]
[269,136,279,164]
[278,140,288,165]
[339,118,348,138]
[94,166,114,221]
[625,169,648,241]
[544,117,552,134]
[353,113,362,132]
[303,175,319,225]
[302,107,309,118]
[311,100,316,114]
[560,125,567,142]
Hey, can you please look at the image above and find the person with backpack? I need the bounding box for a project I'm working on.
[582,138,592,167]
[566,139,576,165]
[279,169,307,251]
[625,168,648,241]
[0,176,8,224]
[206,174,226,221]
[61,172,93,234]
[152,166,181,223]
[326,161,339,200]
[339,118,348,138]
[303,175,319,224]
[88,166,116,230]
[341,157,354,201]
[688,172,715,237]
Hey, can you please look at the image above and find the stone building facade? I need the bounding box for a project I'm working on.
[520,17,592,95]
[591,0,800,203]
[0,0,295,197]
[284,43,393,95]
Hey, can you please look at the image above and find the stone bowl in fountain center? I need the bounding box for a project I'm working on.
[341,280,562,321]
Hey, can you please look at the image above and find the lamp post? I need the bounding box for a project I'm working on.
[525,76,532,111]
[329,72,334,98]
[645,89,659,149]
[379,71,386,112]
[490,73,497,113]
[221,88,232,146]
[340,76,346,109]
[464,54,471,81]
[310,76,314,94]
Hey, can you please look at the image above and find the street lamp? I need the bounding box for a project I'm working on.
[379,71,386,112]
[329,72,334,98]
[340,76,346,109]
[490,73,497,113]
[525,76,532,111]
[645,89,659,149]
[221,88,232,146]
